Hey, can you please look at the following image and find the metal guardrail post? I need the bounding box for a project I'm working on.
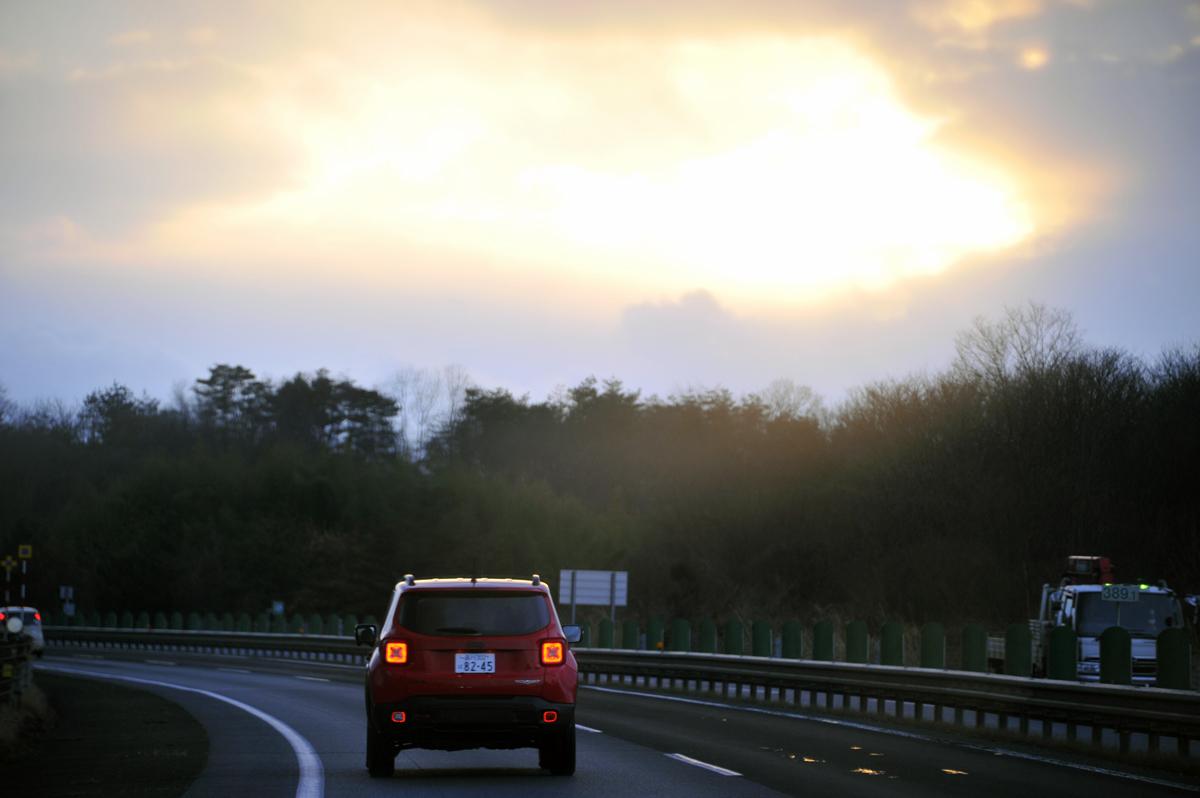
[961,624,987,672]
[880,621,903,666]
[668,619,690,652]
[781,620,803,659]
[1100,626,1132,686]
[812,620,834,661]
[921,623,945,669]
[845,621,868,664]
[751,621,772,658]
[1047,626,1077,681]
[1156,628,1191,690]
[722,619,743,656]
[1005,623,1032,676]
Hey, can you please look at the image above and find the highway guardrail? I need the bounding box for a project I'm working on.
[43,626,1199,760]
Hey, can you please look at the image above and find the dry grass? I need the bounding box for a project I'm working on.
[0,685,53,756]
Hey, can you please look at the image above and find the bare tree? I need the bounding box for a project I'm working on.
[383,364,474,459]
[953,302,1083,385]
[752,378,825,421]
[0,382,14,426]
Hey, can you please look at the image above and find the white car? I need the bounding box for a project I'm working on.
[0,606,44,656]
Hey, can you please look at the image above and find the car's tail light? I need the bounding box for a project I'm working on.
[0,612,5,622]
[541,640,565,666]
[542,710,558,723]
[33,612,40,622]
[385,641,408,664]
[391,711,407,723]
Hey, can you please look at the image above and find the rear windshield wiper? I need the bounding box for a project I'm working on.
[434,626,482,635]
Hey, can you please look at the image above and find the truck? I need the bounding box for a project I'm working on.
[1033,555,1185,684]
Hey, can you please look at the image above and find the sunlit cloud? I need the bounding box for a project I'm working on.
[1019,46,1050,69]
[117,27,1039,306]
[108,29,152,47]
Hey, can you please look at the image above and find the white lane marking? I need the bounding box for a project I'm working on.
[144,659,176,666]
[576,723,603,734]
[40,664,324,798]
[295,675,329,683]
[665,752,741,776]
[583,685,1200,794]
[218,667,252,674]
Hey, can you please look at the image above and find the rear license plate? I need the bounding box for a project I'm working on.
[455,653,496,674]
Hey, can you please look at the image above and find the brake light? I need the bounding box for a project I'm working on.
[0,612,5,622]
[542,710,558,723]
[385,641,408,664]
[34,612,40,622]
[541,640,565,666]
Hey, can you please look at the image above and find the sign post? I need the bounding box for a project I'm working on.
[1,555,15,607]
[17,543,31,606]
[558,570,628,626]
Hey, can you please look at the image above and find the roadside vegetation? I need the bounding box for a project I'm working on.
[1,304,1196,627]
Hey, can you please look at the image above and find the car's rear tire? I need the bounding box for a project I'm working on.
[539,724,576,776]
[365,721,395,777]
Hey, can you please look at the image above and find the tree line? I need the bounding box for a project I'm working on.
[0,304,1196,629]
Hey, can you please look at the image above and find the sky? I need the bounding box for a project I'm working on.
[2,0,1198,408]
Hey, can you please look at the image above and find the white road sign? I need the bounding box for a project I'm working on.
[558,570,628,607]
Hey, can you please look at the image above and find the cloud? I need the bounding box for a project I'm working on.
[108,29,152,47]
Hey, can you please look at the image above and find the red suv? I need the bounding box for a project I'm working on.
[355,575,581,777]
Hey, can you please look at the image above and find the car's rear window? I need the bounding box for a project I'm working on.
[398,591,550,636]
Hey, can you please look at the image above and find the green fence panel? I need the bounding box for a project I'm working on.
[723,619,744,655]
[343,614,359,637]
[289,613,306,634]
[154,611,168,629]
[1100,626,1132,685]
[363,614,378,626]
[578,623,591,647]
[237,612,252,632]
[170,611,184,630]
[271,613,288,634]
[219,612,233,631]
[598,618,614,649]
[669,618,691,652]
[881,621,904,666]
[119,610,133,629]
[960,624,987,672]
[647,617,665,651]
[323,613,340,636]
[203,612,219,631]
[1004,623,1031,676]
[306,613,322,635]
[845,621,869,664]
[782,620,804,659]
[254,612,269,633]
[622,619,640,649]
[752,620,772,657]
[103,611,118,628]
[1156,628,1191,689]
[185,612,201,631]
[812,620,834,661]
[697,618,717,653]
[1047,626,1077,681]
[134,611,150,629]
[920,622,945,669]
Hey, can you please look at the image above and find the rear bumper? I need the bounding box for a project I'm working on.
[371,695,574,751]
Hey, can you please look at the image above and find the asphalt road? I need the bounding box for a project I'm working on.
[35,650,1199,797]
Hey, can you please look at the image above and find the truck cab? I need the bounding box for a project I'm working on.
[1039,576,1184,684]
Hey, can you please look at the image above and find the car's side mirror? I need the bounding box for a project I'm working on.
[562,625,582,644]
[355,623,377,647]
